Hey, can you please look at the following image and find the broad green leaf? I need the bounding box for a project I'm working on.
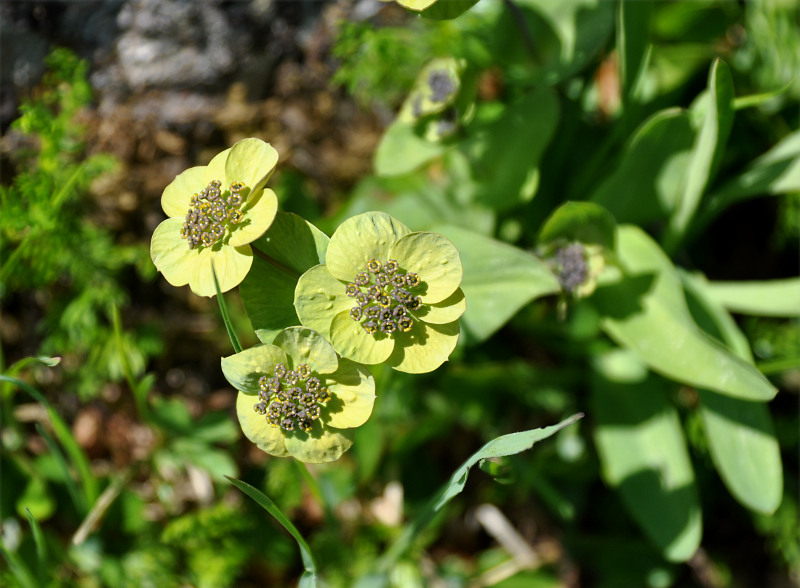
[592,226,777,401]
[240,213,329,344]
[461,88,559,211]
[665,59,735,250]
[700,278,800,318]
[374,121,448,177]
[377,414,583,572]
[679,271,783,514]
[495,0,614,85]
[697,390,782,515]
[420,0,480,20]
[342,152,495,235]
[591,108,695,225]
[538,201,617,250]
[679,270,752,361]
[591,351,701,562]
[432,224,561,342]
[227,476,318,585]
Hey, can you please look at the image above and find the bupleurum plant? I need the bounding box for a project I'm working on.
[150,138,279,296]
[221,327,375,463]
[294,211,465,373]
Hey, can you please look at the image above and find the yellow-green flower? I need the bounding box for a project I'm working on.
[151,138,279,297]
[221,327,375,463]
[294,212,465,374]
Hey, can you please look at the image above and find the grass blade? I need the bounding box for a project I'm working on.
[212,266,243,354]
[36,423,87,514]
[377,413,583,572]
[24,507,47,581]
[226,476,317,583]
[0,374,98,507]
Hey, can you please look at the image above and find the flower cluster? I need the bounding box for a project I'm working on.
[295,212,465,374]
[155,142,466,462]
[253,362,332,432]
[222,327,375,463]
[346,258,421,335]
[150,138,278,297]
[181,179,245,249]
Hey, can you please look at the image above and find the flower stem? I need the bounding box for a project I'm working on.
[251,244,301,278]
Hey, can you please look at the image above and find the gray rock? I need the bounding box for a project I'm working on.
[115,0,236,90]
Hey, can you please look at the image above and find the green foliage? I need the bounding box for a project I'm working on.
[0,47,158,398]
[4,2,798,588]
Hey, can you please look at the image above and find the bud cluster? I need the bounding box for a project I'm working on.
[180,180,246,249]
[553,243,587,292]
[253,363,331,433]
[347,258,423,336]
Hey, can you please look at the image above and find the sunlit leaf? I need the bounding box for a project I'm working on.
[538,201,617,249]
[592,226,777,401]
[461,87,559,211]
[374,121,448,177]
[240,212,329,344]
[665,59,735,250]
[432,224,561,342]
[700,278,800,318]
[591,108,695,225]
[698,390,782,515]
[592,350,701,562]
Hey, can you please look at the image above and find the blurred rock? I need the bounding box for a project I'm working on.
[116,0,236,90]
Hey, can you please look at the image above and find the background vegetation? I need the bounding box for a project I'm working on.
[1,1,798,587]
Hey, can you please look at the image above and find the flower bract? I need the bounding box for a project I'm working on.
[221,327,376,463]
[294,212,465,373]
[151,138,279,297]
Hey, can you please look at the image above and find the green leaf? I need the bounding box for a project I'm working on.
[432,224,561,342]
[617,0,652,103]
[377,414,583,572]
[665,59,735,251]
[679,270,752,361]
[707,129,800,203]
[678,271,783,514]
[591,351,701,562]
[24,508,47,575]
[496,0,614,85]
[697,390,782,515]
[461,88,559,211]
[226,476,318,585]
[699,278,800,318]
[374,121,448,177]
[592,226,777,401]
[538,201,617,250]
[591,108,695,225]
[419,0,480,20]
[240,212,329,344]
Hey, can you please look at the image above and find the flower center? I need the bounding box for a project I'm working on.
[346,258,423,336]
[253,363,331,433]
[180,179,247,249]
